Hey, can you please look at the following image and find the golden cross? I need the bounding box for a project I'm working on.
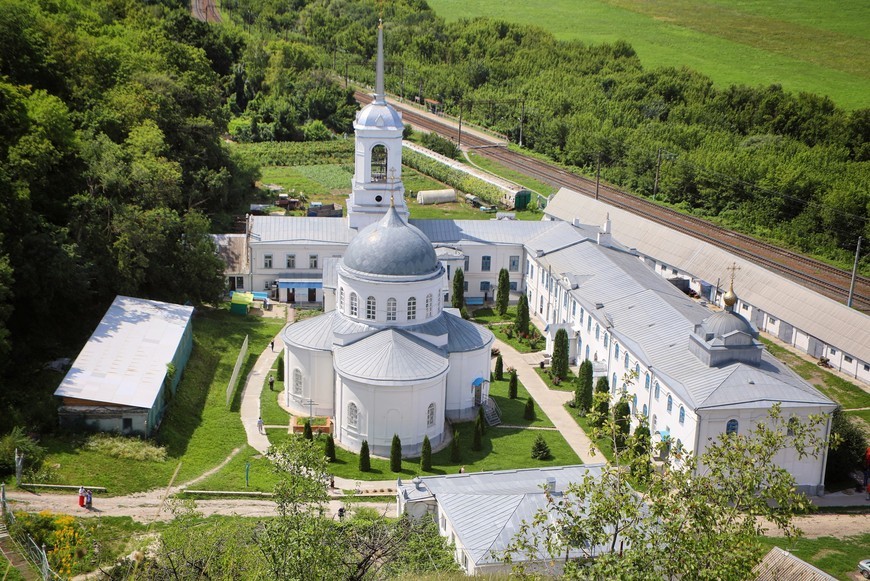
[726,262,741,286]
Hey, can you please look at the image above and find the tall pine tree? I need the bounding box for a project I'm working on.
[552,328,569,380]
[452,268,465,308]
[515,294,530,335]
[496,268,510,316]
[390,434,402,472]
[591,376,610,428]
[495,353,504,380]
[420,435,432,471]
[577,360,594,412]
[359,440,371,472]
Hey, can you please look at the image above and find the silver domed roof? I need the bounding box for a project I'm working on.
[701,309,756,338]
[355,102,403,130]
[342,205,439,276]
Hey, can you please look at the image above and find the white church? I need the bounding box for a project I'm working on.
[219,23,836,492]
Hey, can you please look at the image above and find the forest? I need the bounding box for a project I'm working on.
[0,0,867,428]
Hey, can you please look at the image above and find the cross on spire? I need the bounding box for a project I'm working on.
[388,168,397,207]
[726,262,741,287]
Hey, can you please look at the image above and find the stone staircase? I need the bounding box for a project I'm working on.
[0,521,40,581]
[484,397,502,426]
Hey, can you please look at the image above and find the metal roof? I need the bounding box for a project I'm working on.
[282,311,337,351]
[334,329,448,383]
[442,312,494,352]
[343,205,440,276]
[402,465,606,566]
[54,296,194,409]
[545,188,870,363]
[524,220,588,255]
[410,219,559,245]
[753,547,836,581]
[248,216,356,245]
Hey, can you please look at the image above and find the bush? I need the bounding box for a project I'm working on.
[277,355,284,379]
[302,119,334,142]
[420,435,432,471]
[494,354,504,381]
[591,377,610,428]
[614,398,631,451]
[577,360,594,413]
[515,294,530,335]
[472,421,483,451]
[421,131,460,159]
[325,434,336,462]
[552,328,570,380]
[303,420,313,440]
[450,430,461,462]
[524,398,536,421]
[390,434,402,472]
[531,434,551,460]
[0,427,47,476]
[359,440,371,472]
[83,433,166,462]
[826,407,868,485]
[509,370,518,399]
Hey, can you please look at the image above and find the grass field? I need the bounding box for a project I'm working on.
[427,0,869,109]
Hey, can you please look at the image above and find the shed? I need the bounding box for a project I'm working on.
[54,296,194,436]
[230,291,254,315]
[513,189,532,210]
[416,189,456,205]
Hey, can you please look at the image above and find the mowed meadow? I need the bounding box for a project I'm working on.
[427,0,870,110]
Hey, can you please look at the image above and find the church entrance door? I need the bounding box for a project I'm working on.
[474,385,482,407]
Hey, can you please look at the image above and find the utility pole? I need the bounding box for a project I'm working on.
[400,63,405,100]
[595,154,601,200]
[344,61,349,88]
[847,236,862,308]
[518,99,525,147]
[457,101,463,150]
[653,147,662,200]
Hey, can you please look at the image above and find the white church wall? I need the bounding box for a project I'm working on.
[445,348,493,421]
[458,243,525,299]
[337,271,444,326]
[283,346,335,418]
[249,242,347,303]
[338,375,446,457]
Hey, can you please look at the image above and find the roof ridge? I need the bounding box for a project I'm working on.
[475,493,527,566]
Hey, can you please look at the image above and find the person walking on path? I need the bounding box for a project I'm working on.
[257,417,265,434]
[270,340,275,352]
[269,375,275,391]
[85,489,92,510]
[78,486,85,508]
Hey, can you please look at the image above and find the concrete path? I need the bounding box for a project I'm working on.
[493,338,598,464]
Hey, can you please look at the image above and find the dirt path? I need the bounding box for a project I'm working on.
[762,513,870,538]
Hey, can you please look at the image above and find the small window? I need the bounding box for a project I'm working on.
[726,419,738,435]
[463,257,469,272]
[830,348,837,355]
[480,281,490,292]
[509,281,517,291]
[572,301,577,316]
[339,287,345,311]
[844,355,853,363]
[293,369,302,395]
[652,414,658,431]
[348,402,359,428]
[286,254,296,269]
[612,373,618,392]
[864,364,869,372]
[741,304,748,310]
[679,406,685,424]
[667,395,673,413]
[481,256,491,271]
[386,298,397,321]
[642,404,648,418]
[426,294,433,317]
[539,296,544,314]
[235,276,244,290]
[635,363,640,378]
[769,317,777,324]
[463,281,468,292]
[671,268,678,275]
[595,324,600,340]
[580,308,585,324]
[264,254,273,269]
[632,394,637,413]
[603,333,608,348]
[350,293,358,317]
[509,256,520,272]
[122,418,133,432]
[365,296,376,320]
[407,297,417,320]
[587,318,592,332]
[644,373,650,390]
[427,403,436,427]
[787,417,799,437]
[624,353,630,369]
[615,344,620,359]
[654,382,660,400]
[309,255,318,269]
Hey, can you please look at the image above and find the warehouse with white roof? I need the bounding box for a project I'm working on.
[54,296,194,436]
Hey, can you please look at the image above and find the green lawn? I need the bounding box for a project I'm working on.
[427,0,869,109]
[470,306,517,324]
[488,325,543,353]
[0,555,26,581]
[188,444,281,492]
[32,309,284,495]
[564,403,615,463]
[535,366,576,393]
[260,356,289,426]
[466,151,556,198]
[489,378,553,428]
[758,534,870,580]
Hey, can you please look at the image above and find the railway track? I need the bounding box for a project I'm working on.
[191,0,221,23]
[355,92,870,312]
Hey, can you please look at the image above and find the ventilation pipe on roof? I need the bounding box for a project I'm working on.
[572,217,582,227]
[597,213,612,247]
[545,477,556,493]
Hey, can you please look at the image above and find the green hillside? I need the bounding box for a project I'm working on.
[427,0,870,110]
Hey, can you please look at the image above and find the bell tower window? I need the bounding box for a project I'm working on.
[371,145,388,182]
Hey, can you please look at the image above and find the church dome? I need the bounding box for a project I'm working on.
[701,310,756,338]
[342,204,439,276]
[355,102,403,131]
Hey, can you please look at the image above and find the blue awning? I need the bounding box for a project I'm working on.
[658,429,670,440]
[277,279,322,289]
[472,377,487,387]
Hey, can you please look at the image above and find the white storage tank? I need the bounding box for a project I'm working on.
[416,189,457,205]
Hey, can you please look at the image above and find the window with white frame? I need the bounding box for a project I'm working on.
[645,373,650,390]
[386,298,397,321]
[366,296,376,320]
[464,256,469,272]
[726,419,738,435]
[371,145,387,182]
[509,281,517,291]
[642,404,648,417]
[624,352,630,369]
[264,254,273,269]
[480,281,490,292]
[309,255,318,269]
[293,369,302,395]
[285,254,296,269]
[654,382,660,399]
[587,318,591,332]
[679,406,685,424]
[425,294,433,317]
[427,403,436,427]
[652,414,658,431]
[667,395,673,413]
[348,402,359,428]
[407,297,417,320]
[339,287,345,311]
[635,363,640,377]
[481,256,491,271]
[604,333,609,348]
[235,276,244,289]
[350,293,358,316]
[572,301,576,316]
[509,256,520,271]
[615,344,620,359]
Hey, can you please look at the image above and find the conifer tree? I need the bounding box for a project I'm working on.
[515,294,530,335]
[531,434,551,460]
[591,377,610,428]
[509,369,518,399]
[359,440,371,472]
[477,405,487,433]
[390,434,402,472]
[452,268,465,308]
[577,360,594,413]
[496,268,510,316]
[325,433,336,462]
[524,397,536,421]
[303,419,313,440]
[552,328,569,380]
[420,435,432,471]
[614,398,631,451]
[495,353,504,381]
[450,429,461,462]
[472,421,483,451]
[277,355,284,379]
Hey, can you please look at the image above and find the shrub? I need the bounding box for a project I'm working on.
[420,435,432,471]
[577,360,594,413]
[494,354,504,381]
[509,370,518,399]
[552,328,570,380]
[524,398,536,421]
[421,131,460,159]
[531,434,551,460]
[515,294,530,335]
[450,430,461,462]
[496,268,510,316]
[477,406,487,434]
[83,433,166,462]
[390,434,402,472]
[472,422,483,451]
[0,427,47,476]
[452,269,465,308]
[591,377,610,428]
[359,440,371,472]
[403,150,505,205]
[614,398,631,451]
[826,407,868,485]
[325,434,336,462]
[277,355,284,379]
[303,420,313,440]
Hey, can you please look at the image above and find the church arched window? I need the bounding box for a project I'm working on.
[425,294,433,317]
[654,382,660,400]
[427,402,436,427]
[632,394,637,413]
[615,344,619,359]
[612,373,617,392]
[645,373,650,390]
[726,419,738,435]
[386,298,397,321]
[642,404,648,418]
[339,287,345,311]
[370,145,388,182]
[366,296,376,320]
[293,369,302,396]
[635,363,640,378]
[348,402,359,428]
[624,352,630,369]
[407,297,416,320]
[679,406,685,424]
[667,395,673,413]
[652,414,658,431]
[350,293,358,317]
[595,324,600,340]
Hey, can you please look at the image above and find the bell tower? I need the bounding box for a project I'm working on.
[347,20,409,230]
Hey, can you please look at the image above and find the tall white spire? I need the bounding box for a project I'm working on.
[374,19,385,104]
